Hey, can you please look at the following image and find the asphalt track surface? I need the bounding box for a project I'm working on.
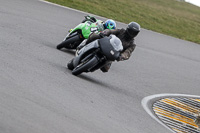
[0,0,200,133]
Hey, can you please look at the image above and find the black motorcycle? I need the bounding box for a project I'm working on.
[67,35,123,75]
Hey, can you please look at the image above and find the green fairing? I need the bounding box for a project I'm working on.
[69,20,104,39]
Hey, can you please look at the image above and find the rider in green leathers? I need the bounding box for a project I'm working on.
[57,15,117,50]
[81,15,116,31]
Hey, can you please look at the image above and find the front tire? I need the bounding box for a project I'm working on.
[67,59,74,70]
[57,34,81,50]
[72,56,98,76]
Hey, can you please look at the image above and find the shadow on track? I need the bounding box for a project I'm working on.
[43,42,76,56]
[78,74,111,88]
[60,49,75,56]
[77,74,135,98]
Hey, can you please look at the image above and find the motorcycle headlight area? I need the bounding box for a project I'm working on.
[109,35,123,51]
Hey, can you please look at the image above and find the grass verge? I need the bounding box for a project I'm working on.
[46,0,200,44]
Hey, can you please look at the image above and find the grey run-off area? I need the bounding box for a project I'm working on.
[0,0,200,133]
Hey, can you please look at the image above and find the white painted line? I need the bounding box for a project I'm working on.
[38,0,127,27]
[38,0,108,20]
[142,94,176,133]
[141,93,200,133]
[39,0,90,14]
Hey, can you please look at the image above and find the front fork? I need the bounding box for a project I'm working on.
[89,55,107,72]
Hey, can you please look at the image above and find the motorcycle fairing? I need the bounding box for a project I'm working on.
[73,40,99,67]
[99,35,122,61]
[69,21,99,39]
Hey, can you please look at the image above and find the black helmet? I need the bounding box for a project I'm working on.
[126,22,140,38]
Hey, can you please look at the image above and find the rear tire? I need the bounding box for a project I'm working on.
[72,56,98,76]
[57,34,81,50]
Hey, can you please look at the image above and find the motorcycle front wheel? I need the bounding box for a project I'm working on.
[57,34,81,50]
[67,59,74,70]
[72,56,98,76]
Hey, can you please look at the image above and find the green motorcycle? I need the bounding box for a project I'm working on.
[57,16,104,50]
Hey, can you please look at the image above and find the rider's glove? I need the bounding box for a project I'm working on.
[90,16,97,22]
[99,32,106,38]
[85,15,96,22]
[85,15,91,19]
[117,54,127,61]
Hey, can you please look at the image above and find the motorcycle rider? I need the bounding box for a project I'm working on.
[81,15,117,30]
[83,21,140,72]
[61,15,117,50]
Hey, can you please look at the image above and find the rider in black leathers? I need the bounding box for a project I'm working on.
[84,22,141,72]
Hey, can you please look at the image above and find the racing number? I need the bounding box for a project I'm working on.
[90,27,98,32]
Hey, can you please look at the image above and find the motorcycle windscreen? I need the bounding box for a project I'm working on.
[99,36,122,61]
[109,35,123,51]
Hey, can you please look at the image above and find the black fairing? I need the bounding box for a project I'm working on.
[98,37,120,61]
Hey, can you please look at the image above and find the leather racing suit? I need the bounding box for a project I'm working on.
[86,28,136,72]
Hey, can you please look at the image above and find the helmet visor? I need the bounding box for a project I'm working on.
[127,28,139,38]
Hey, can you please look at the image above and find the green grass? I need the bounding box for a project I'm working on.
[46,0,200,44]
